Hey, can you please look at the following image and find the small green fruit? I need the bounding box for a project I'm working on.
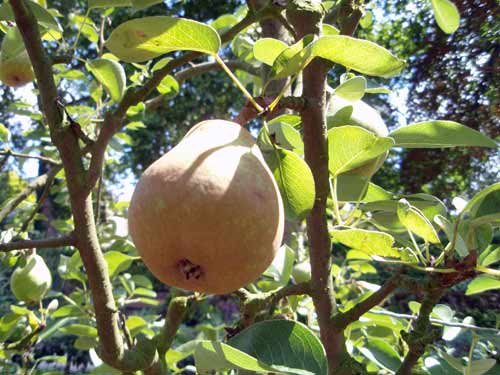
[292,261,311,284]
[10,254,52,303]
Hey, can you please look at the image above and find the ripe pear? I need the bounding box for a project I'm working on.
[10,254,52,303]
[129,120,284,294]
[327,95,389,179]
[0,50,35,88]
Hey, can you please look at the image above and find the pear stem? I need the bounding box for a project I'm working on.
[214,54,264,113]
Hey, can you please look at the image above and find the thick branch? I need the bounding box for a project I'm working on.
[0,234,75,252]
[0,166,61,224]
[286,4,354,373]
[0,149,61,165]
[396,284,444,375]
[10,0,86,197]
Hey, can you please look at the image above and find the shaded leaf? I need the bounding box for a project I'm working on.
[86,58,126,102]
[263,148,315,222]
[228,320,327,375]
[334,76,366,101]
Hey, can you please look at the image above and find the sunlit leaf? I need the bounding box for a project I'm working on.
[431,0,460,34]
[106,16,220,62]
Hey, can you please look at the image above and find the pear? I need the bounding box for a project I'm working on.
[291,261,311,284]
[10,253,52,303]
[128,120,284,294]
[0,50,35,88]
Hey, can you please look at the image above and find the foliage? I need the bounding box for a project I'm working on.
[0,0,498,374]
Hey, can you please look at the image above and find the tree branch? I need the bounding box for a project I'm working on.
[10,2,134,371]
[0,149,61,165]
[0,166,61,224]
[0,233,75,252]
[332,274,399,331]
[396,284,444,375]
[145,296,191,375]
[332,274,426,331]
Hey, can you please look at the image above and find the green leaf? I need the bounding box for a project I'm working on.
[0,123,9,142]
[104,251,139,278]
[389,120,497,148]
[336,173,370,202]
[433,215,468,258]
[358,338,402,372]
[157,75,179,97]
[254,38,288,66]
[86,58,126,102]
[271,35,405,80]
[268,122,304,154]
[60,324,98,338]
[74,336,98,350]
[106,16,221,62]
[263,148,315,222]
[0,0,61,30]
[228,320,328,375]
[132,0,164,10]
[397,199,441,244]
[268,114,302,127]
[323,24,340,35]
[327,95,388,136]
[462,183,500,221]
[211,14,238,33]
[431,0,460,34]
[468,359,496,375]
[88,0,132,8]
[263,245,295,285]
[331,228,400,258]
[194,341,308,375]
[479,246,500,267]
[334,76,366,101]
[365,87,392,94]
[328,126,394,176]
[465,275,500,295]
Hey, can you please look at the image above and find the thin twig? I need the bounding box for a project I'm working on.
[368,309,500,334]
[19,169,57,232]
[0,149,61,165]
[332,274,400,331]
[0,233,75,252]
[0,166,62,224]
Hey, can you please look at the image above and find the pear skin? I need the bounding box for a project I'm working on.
[10,254,52,303]
[129,120,284,294]
[0,51,35,88]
